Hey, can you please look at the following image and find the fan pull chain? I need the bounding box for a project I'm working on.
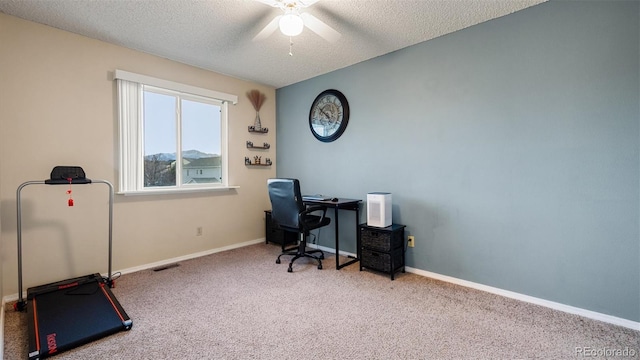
[289,36,294,56]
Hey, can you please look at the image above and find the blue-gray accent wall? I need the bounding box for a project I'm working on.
[275,1,639,322]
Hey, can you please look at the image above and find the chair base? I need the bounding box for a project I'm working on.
[276,232,324,272]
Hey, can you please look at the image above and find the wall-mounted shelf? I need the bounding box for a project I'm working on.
[245,157,272,166]
[248,126,269,133]
[246,141,270,149]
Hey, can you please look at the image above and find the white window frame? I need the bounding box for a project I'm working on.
[115,70,238,195]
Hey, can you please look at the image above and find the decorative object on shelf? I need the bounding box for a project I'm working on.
[246,141,271,149]
[245,157,272,166]
[247,89,267,132]
[309,89,350,142]
[248,126,269,133]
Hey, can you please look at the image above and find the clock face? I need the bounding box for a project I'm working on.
[309,89,349,142]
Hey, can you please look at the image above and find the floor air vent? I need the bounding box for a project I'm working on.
[153,263,180,272]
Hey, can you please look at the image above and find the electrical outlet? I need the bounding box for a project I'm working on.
[196,227,203,236]
[408,235,415,248]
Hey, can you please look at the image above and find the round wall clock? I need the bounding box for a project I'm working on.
[309,89,350,142]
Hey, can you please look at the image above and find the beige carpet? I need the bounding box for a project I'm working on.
[4,243,639,359]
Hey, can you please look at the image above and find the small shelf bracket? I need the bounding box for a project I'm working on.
[246,141,271,149]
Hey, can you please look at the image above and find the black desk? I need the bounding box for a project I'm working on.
[303,198,362,270]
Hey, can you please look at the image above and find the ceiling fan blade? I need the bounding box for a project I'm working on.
[254,0,281,7]
[300,12,340,43]
[298,0,321,8]
[252,15,282,42]
[254,0,319,8]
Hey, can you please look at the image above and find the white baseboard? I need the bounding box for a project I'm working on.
[2,238,265,303]
[405,266,640,331]
[309,243,355,258]
[3,240,637,335]
[304,245,639,331]
[115,238,265,276]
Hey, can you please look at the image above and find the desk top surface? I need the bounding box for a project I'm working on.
[304,198,362,207]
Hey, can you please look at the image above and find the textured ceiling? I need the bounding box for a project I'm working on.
[0,0,546,88]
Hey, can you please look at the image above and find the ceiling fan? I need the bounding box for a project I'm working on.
[252,0,341,43]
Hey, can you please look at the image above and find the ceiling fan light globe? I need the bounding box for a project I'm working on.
[279,14,304,36]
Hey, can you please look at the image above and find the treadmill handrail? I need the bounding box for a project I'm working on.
[16,179,115,306]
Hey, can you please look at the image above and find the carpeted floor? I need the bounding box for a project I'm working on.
[4,243,639,359]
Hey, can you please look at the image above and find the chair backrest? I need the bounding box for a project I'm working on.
[267,178,305,231]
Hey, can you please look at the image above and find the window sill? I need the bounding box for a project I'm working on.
[118,185,239,196]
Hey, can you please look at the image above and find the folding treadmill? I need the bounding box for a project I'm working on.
[14,167,132,360]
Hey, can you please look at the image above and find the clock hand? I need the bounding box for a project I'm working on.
[319,108,332,121]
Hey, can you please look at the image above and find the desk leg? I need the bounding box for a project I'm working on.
[355,206,360,262]
[334,207,340,270]
[335,206,360,270]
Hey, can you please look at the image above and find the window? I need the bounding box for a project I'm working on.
[115,70,238,194]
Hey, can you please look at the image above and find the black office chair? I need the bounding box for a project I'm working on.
[267,178,330,272]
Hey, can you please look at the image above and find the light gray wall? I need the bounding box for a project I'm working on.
[275,1,639,322]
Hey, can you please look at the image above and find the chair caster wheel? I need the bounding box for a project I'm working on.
[317,264,323,270]
[287,267,293,273]
[276,259,281,264]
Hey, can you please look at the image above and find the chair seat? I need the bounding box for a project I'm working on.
[292,214,330,232]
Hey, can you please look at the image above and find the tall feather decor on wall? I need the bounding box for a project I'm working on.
[247,90,267,132]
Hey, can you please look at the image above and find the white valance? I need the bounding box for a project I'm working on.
[114,69,238,104]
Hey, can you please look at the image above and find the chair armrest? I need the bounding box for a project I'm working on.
[301,205,327,216]
[299,205,328,231]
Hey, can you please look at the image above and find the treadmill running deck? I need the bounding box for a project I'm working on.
[26,273,132,359]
